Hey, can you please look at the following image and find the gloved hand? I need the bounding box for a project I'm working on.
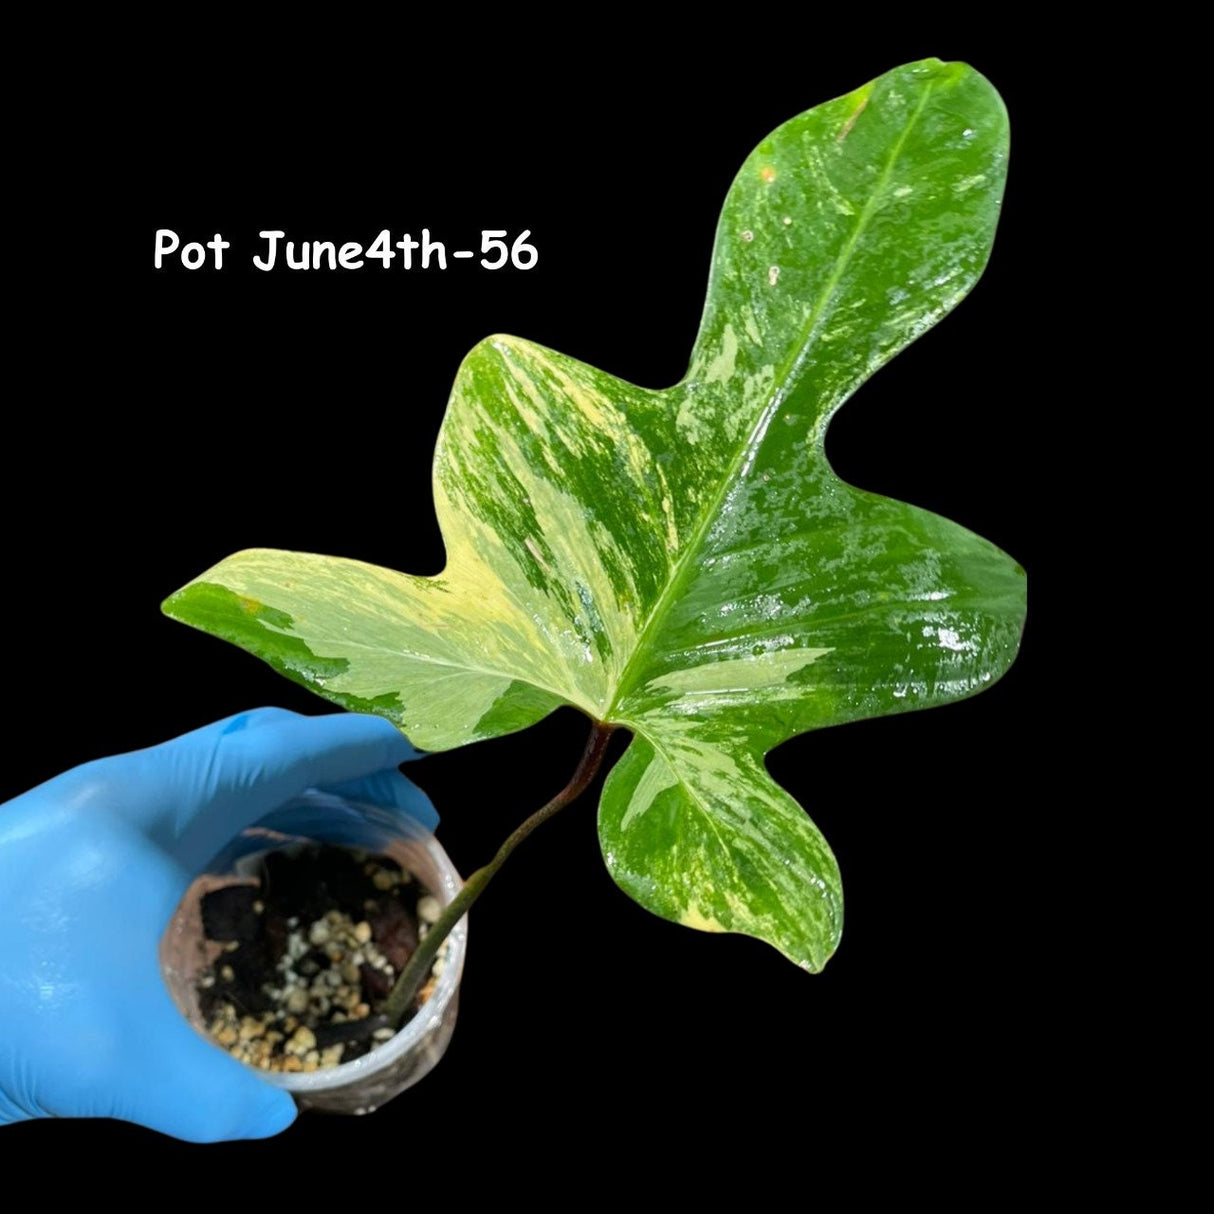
[0,707,436,1142]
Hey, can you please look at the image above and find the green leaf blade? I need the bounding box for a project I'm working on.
[616,476,1027,745]
[600,726,843,972]
[163,555,566,751]
[687,58,1008,427]
[165,60,1024,971]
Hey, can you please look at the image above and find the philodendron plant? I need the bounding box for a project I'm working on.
[164,59,1024,1020]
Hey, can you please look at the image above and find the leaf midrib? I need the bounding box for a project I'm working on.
[604,74,938,724]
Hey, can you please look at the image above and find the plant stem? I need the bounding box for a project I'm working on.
[381,719,617,1028]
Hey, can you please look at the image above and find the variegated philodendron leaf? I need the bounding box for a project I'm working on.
[164,60,1025,972]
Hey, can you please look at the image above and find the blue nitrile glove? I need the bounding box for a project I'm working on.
[0,707,436,1142]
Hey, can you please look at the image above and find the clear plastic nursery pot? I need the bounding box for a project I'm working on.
[160,790,467,1115]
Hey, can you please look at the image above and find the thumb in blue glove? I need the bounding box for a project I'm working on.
[0,707,436,1142]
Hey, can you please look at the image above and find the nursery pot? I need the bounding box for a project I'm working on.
[160,789,467,1115]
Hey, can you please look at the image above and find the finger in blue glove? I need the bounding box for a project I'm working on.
[0,708,436,1142]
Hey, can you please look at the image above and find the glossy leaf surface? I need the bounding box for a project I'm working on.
[165,60,1024,971]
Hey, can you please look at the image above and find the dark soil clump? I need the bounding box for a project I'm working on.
[197,844,447,1073]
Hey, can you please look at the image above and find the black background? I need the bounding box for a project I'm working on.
[6,34,1071,1185]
